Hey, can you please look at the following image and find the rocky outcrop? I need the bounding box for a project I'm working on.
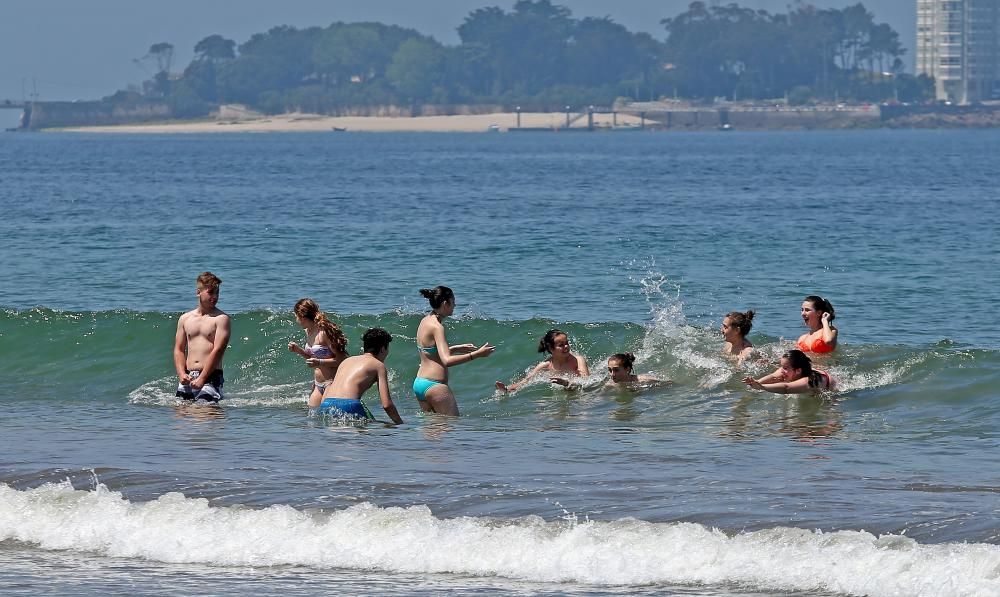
[880,103,1000,128]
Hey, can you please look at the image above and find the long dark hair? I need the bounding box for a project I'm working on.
[537,329,567,354]
[419,286,454,310]
[784,349,825,388]
[804,295,835,322]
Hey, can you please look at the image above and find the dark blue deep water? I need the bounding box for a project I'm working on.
[1,130,998,596]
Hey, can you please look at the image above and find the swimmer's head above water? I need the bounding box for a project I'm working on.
[420,286,455,315]
[607,353,636,383]
[538,329,570,355]
[362,327,392,358]
[802,295,835,327]
[722,310,755,341]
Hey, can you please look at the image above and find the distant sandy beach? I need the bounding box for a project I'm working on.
[57,111,647,134]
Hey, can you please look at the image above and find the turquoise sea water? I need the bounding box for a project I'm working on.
[1,130,998,596]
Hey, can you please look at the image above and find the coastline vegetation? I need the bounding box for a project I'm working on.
[111,0,933,118]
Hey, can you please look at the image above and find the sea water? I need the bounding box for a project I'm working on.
[0,130,998,596]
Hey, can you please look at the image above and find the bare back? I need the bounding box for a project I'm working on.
[323,354,381,400]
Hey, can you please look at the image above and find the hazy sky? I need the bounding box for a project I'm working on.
[0,0,914,102]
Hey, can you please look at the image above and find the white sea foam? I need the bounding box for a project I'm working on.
[127,377,305,408]
[2,482,997,596]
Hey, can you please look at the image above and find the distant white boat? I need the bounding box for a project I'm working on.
[486,124,501,133]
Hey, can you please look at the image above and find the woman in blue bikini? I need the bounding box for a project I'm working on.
[288,298,350,408]
[413,286,494,416]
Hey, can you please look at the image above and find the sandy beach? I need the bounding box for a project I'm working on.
[57,111,647,134]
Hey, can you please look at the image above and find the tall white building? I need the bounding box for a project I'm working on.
[917,0,1000,103]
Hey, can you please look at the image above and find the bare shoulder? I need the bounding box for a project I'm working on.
[177,309,198,330]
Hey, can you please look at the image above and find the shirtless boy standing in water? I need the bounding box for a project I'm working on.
[174,272,231,401]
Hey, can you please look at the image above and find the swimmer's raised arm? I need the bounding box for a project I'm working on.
[820,312,838,345]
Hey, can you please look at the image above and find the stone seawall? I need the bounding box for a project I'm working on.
[632,105,881,130]
[21,101,171,130]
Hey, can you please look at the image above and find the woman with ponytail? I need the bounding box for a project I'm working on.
[288,298,350,407]
[721,310,756,364]
[414,286,494,415]
[743,349,833,394]
[797,295,838,353]
[496,328,590,392]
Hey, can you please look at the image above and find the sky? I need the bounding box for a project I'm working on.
[0,0,914,103]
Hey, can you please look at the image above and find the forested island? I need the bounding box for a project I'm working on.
[26,0,994,132]
[114,0,929,118]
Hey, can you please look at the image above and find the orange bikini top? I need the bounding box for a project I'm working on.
[797,335,835,353]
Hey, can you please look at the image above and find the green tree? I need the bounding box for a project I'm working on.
[312,24,384,85]
[566,17,641,88]
[146,42,175,73]
[387,38,446,102]
[194,34,236,62]
[458,1,573,96]
[217,26,322,104]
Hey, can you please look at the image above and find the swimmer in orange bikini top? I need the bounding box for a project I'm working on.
[798,335,835,353]
[797,295,837,353]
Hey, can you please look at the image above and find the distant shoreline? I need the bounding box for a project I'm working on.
[51,112,647,134]
[39,105,1000,134]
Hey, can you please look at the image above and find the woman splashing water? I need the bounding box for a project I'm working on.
[743,349,833,394]
[496,328,590,392]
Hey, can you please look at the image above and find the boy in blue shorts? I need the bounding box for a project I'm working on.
[319,328,403,424]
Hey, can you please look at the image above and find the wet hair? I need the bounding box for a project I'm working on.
[362,328,392,354]
[294,298,348,354]
[196,272,221,291]
[725,310,755,337]
[537,329,568,353]
[608,353,636,372]
[419,286,454,310]
[782,349,825,388]
[804,295,835,322]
